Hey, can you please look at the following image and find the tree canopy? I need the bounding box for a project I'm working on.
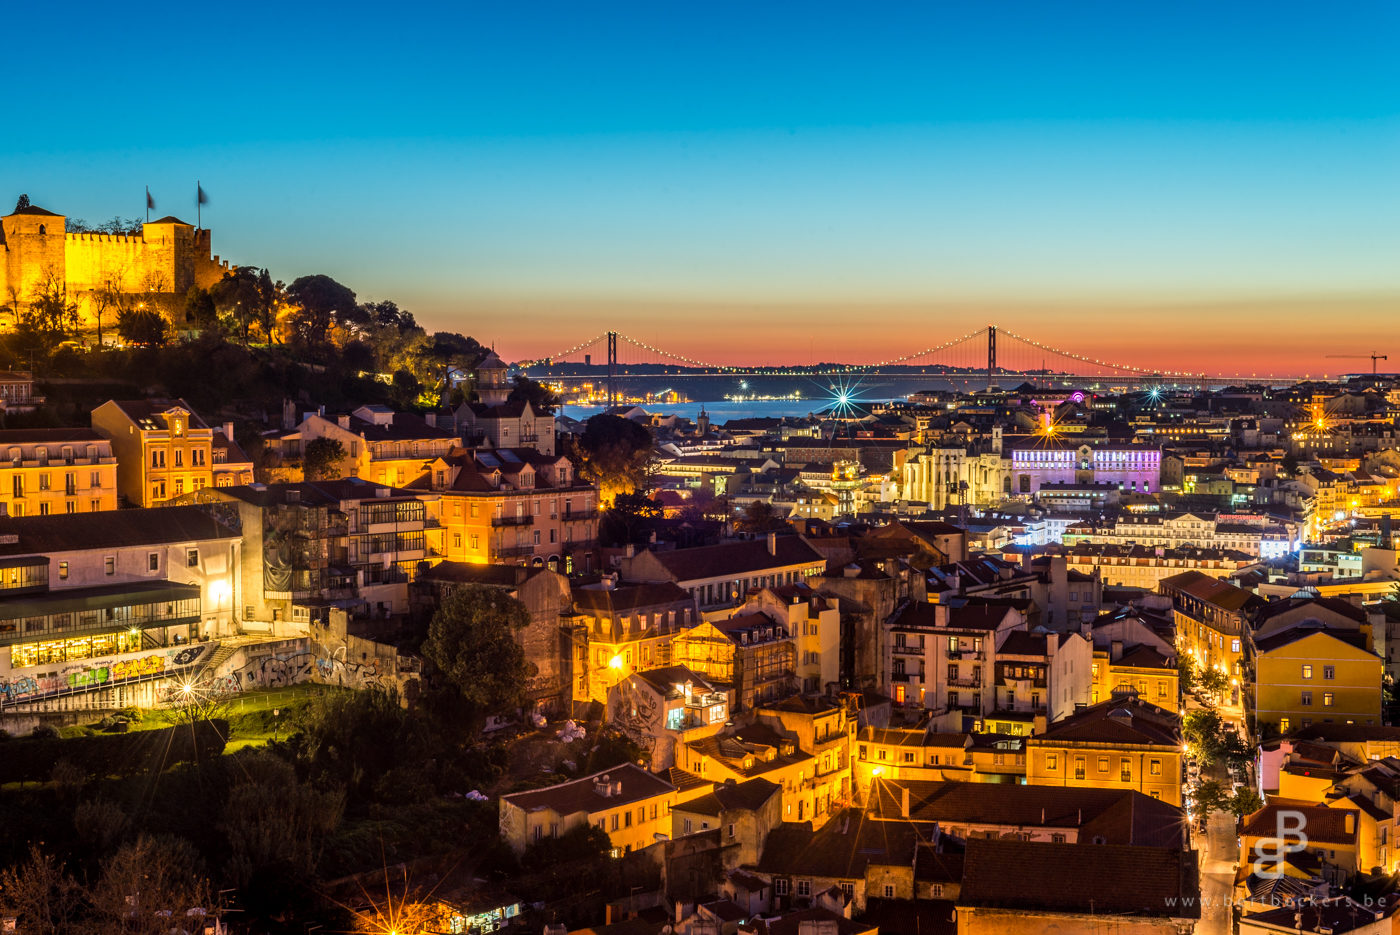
[571,414,654,506]
[422,585,537,724]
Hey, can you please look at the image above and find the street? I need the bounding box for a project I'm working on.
[1195,807,1239,935]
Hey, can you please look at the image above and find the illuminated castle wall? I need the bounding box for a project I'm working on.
[0,198,233,324]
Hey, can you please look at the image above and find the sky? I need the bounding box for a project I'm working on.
[4,1,1397,373]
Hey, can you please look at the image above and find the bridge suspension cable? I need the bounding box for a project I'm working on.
[868,327,988,368]
[534,332,611,365]
[996,326,1174,377]
[614,333,731,371]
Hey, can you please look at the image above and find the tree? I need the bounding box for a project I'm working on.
[116,306,169,347]
[91,835,216,935]
[1183,707,1226,766]
[0,844,85,935]
[1189,778,1228,817]
[183,285,218,330]
[598,491,663,547]
[738,500,789,533]
[220,753,344,891]
[209,267,264,345]
[422,585,537,723]
[1228,786,1264,818]
[571,414,654,505]
[287,274,358,349]
[19,270,80,351]
[508,374,561,414]
[1177,654,1197,694]
[302,437,347,481]
[1198,665,1230,704]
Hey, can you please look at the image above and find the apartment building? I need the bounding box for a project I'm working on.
[437,447,598,572]
[0,428,117,517]
[92,399,218,506]
[0,508,241,707]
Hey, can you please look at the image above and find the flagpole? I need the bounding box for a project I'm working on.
[146,186,150,222]
[197,180,201,229]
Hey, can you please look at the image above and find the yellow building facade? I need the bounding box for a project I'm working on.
[497,763,678,856]
[0,429,118,517]
[92,400,217,507]
[1253,629,1383,735]
[1025,694,1182,806]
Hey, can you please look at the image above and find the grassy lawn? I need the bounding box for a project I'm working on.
[53,684,344,753]
[223,684,342,752]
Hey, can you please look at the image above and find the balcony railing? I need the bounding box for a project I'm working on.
[495,544,536,558]
[562,510,599,522]
[892,645,925,656]
[492,514,534,527]
[949,677,982,688]
[946,649,984,660]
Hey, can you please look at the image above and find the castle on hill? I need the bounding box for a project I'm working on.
[0,195,234,325]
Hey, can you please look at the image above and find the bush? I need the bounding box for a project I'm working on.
[0,720,227,783]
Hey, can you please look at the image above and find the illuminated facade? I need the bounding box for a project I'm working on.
[0,506,240,705]
[498,763,678,856]
[0,200,232,327]
[0,428,118,517]
[91,399,221,507]
[1025,692,1183,806]
[1253,629,1383,735]
[1007,438,1160,496]
[437,447,598,571]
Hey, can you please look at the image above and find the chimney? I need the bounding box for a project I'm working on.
[1111,639,1123,662]
[425,413,437,428]
[767,532,777,556]
[900,784,910,819]
[222,420,234,442]
[624,543,636,559]
[337,414,350,430]
[1346,812,1356,835]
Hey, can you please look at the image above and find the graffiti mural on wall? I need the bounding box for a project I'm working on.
[0,644,213,705]
[210,640,399,695]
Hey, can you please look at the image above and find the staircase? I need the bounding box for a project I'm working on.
[200,642,240,681]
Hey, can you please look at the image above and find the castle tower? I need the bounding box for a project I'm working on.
[697,406,710,436]
[141,216,197,293]
[475,348,511,406]
[1,196,67,309]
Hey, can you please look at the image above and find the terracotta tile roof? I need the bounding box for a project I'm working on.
[673,778,780,817]
[501,763,674,817]
[866,778,1187,848]
[1241,800,1357,846]
[755,808,934,879]
[1034,694,1180,747]
[573,582,693,614]
[1158,570,1258,611]
[641,536,825,582]
[958,838,1200,918]
[662,767,711,795]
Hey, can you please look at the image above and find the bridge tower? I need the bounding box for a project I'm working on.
[607,331,619,409]
[987,325,997,391]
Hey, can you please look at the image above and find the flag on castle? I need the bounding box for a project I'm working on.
[146,187,155,221]
[197,182,208,229]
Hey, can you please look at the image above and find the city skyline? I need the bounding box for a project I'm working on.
[4,1,1396,372]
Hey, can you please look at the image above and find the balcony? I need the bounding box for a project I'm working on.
[495,544,537,559]
[949,677,982,688]
[946,649,984,661]
[492,514,534,527]
[892,644,925,656]
[890,673,913,683]
[561,510,599,522]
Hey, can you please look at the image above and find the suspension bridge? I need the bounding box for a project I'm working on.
[521,325,1296,406]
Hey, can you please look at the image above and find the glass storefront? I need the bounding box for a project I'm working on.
[10,630,143,669]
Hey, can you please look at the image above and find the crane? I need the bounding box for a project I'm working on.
[1325,352,1388,375]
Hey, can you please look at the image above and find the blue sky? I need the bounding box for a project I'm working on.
[4,1,1397,369]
